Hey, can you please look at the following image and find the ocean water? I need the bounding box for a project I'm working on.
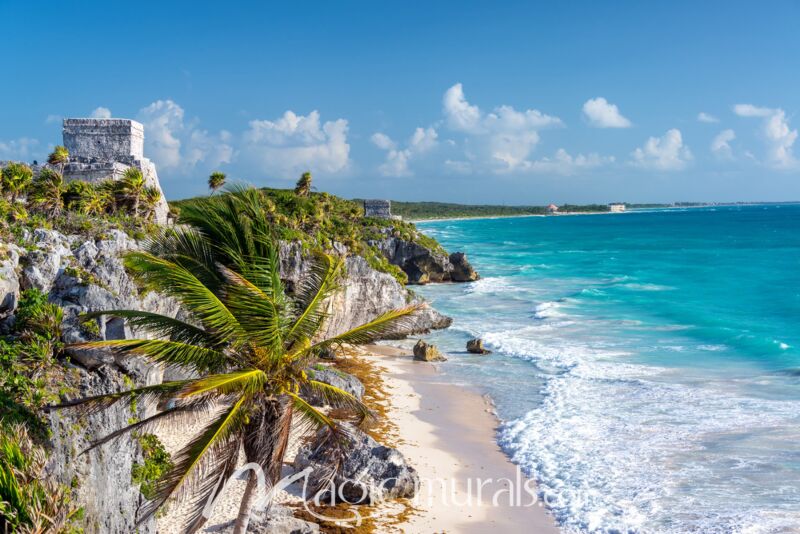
[411,205,800,533]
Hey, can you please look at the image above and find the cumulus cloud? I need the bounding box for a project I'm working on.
[0,138,40,161]
[91,107,112,119]
[442,83,564,172]
[522,149,615,174]
[711,129,735,159]
[242,110,350,177]
[733,103,797,168]
[137,100,234,173]
[631,129,692,171]
[582,97,632,128]
[697,112,719,123]
[372,127,438,176]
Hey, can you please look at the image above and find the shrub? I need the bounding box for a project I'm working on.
[131,433,173,500]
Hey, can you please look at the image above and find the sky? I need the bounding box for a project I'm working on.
[2,0,800,204]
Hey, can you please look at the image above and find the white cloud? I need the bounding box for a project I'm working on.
[242,110,350,177]
[734,103,798,168]
[45,114,61,125]
[138,100,234,173]
[522,149,614,174]
[0,137,40,161]
[711,129,735,159]
[697,112,719,123]
[631,129,692,171]
[442,83,563,172]
[372,127,438,177]
[582,97,632,128]
[91,107,112,119]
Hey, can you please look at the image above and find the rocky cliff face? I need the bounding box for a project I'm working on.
[369,234,479,284]
[0,228,451,533]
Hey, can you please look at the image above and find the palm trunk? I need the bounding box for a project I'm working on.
[232,398,293,533]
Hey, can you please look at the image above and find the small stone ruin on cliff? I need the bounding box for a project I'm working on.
[62,118,169,223]
[364,198,398,219]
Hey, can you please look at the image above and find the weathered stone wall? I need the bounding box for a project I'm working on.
[364,199,392,219]
[63,118,144,161]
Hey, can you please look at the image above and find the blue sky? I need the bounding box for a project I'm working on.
[2,0,800,203]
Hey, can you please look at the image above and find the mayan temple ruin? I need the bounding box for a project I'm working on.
[62,118,169,223]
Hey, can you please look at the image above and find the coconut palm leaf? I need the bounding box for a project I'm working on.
[304,380,374,424]
[81,309,217,347]
[177,370,268,398]
[219,267,287,352]
[137,396,249,526]
[69,339,230,373]
[52,381,191,415]
[285,252,343,347]
[123,252,243,342]
[298,305,421,358]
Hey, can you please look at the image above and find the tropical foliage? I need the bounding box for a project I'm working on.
[208,171,226,194]
[56,187,419,533]
[294,171,313,197]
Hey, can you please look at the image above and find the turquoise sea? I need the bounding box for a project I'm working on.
[413,205,800,533]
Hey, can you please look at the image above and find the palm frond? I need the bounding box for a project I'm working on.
[286,392,336,433]
[285,252,343,347]
[141,227,222,289]
[123,252,243,342]
[137,396,250,526]
[177,369,267,398]
[304,380,375,424]
[68,339,230,373]
[51,380,190,415]
[297,305,421,358]
[81,309,218,347]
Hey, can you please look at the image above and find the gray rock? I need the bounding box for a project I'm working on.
[302,367,365,407]
[248,503,320,534]
[466,338,491,355]
[294,424,418,504]
[0,245,21,318]
[279,242,451,339]
[20,229,74,292]
[449,252,480,282]
[369,234,479,285]
[413,340,447,362]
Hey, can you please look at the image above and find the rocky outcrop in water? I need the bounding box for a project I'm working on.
[466,338,491,355]
[413,339,447,362]
[293,423,419,504]
[369,233,479,284]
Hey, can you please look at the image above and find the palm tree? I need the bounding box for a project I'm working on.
[1,163,33,202]
[27,168,65,217]
[47,145,69,175]
[142,186,162,221]
[56,188,419,533]
[294,172,312,197]
[118,167,146,216]
[208,171,226,194]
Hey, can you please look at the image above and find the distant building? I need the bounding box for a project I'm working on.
[547,203,559,214]
[609,203,626,213]
[364,199,394,219]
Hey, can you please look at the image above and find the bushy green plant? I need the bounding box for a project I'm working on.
[131,434,173,500]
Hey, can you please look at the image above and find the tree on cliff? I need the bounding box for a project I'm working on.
[47,145,69,175]
[294,171,312,197]
[118,167,146,216]
[55,187,418,533]
[27,168,65,217]
[208,171,226,194]
[1,163,33,202]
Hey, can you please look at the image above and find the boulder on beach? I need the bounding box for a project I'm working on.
[466,338,491,355]
[413,339,447,362]
[293,423,419,504]
[302,366,365,407]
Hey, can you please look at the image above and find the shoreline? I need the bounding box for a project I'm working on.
[361,344,560,533]
[409,210,621,223]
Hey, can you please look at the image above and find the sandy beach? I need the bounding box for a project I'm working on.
[362,344,560,533]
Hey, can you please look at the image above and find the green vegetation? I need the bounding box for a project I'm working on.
[57,187,419,533]
[0,289,83,533]
[0,149,162,243]
[384,200,613,220]
[208,171,226,194]
[131,433,173,500]
[172,182,451,285]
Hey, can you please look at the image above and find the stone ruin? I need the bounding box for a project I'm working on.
[363,199,395,219]
[62,118,169,224]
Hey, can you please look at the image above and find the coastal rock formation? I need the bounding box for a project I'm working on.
[466,338,491,355]
[413,340,447,362]
[279,242,452,337]
[293,423,419,504]
[249,504,320,533]
[369,233,479,285]
[302,367,365,407]
[0,244,21,321]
